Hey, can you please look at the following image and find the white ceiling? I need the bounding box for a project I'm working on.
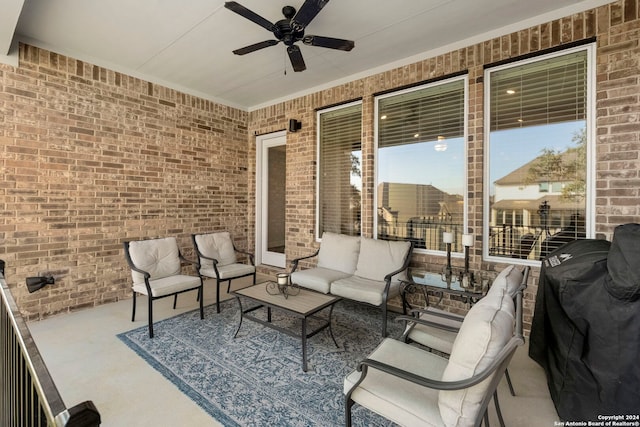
[2,0,611,111]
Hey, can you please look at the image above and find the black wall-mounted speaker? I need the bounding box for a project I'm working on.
[289,119,302,132]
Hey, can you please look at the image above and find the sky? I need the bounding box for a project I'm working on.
[373,120,585,195]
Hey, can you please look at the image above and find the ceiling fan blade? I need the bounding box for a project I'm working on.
[232,40,280,55]
[303,35,354,51]
[287,45,306,72]
[224,2,276,32]
[291,0,329,31]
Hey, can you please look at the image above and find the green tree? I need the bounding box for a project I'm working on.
[525,127,586,201]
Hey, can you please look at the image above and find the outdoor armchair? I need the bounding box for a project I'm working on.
[123,236,204,338]
[397,265,530,426]
[344,283,525,427]
[192,231,256,313]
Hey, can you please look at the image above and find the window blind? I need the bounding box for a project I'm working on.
[490,50,587,131]
[318,102,362,237]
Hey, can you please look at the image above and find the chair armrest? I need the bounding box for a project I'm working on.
[233,244,255,266]
[354,334,524,392]
[395,314,462,334]
[179,252,201,276]
[179,252,197,265]
[123,242,151,280]
[409,307,465,323]
[290,249,320,272]
[383,242,414,283]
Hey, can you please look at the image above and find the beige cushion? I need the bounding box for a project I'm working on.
[438,290,515,427]
[486,265,523,299]
[128,237,181,283]
[331,275,402,306]
[200,263,255,280]
[354,237,411,282]
[317,232,361,274]
[132,274,201,297]
[290,267,352,294]
[344,338,448,427]
[195,232,237,269]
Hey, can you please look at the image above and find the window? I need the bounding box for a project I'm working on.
[317,101,362,238]
[375,76,467,252]
[485,45,593,262]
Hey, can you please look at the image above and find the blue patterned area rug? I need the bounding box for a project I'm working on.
[117,297,402,426]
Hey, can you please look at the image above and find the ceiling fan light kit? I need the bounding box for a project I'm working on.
[224,1,355,72]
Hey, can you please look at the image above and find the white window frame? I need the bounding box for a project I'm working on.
[374,75,469,256]
[482,44,596,265]
[316,100,363,241]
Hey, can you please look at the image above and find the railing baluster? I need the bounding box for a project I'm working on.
[1,267,101,427]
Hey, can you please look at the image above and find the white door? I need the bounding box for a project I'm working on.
[256,131,286,268]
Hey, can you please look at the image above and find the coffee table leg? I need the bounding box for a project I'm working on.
[232,297,243,339]
[328,304,339,348]
[301,318,308,372]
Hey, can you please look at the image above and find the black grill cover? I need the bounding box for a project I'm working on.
[529,223,640,420]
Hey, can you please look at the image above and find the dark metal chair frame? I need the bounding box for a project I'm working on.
[191,233,256,314]
[123,239,204,338]
[345,287,526,427]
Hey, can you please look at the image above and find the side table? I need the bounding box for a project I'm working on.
[401,269,490,311]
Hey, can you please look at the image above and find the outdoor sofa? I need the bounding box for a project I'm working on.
[290,232,413,336]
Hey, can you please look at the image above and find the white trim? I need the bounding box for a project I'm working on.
[315,100,363,242]
[255,130,286,268]
[482,43,596,265]
[373,74,469,256]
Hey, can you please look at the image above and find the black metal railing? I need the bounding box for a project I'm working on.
[0,263,101,427]
[488,224,565,260]
[378,218,463,251]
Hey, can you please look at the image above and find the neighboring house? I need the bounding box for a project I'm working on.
[490,149,586,258]
[377,182,463,246]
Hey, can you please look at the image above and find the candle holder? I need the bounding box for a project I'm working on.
[266,273,300,299]
[442,232,454,282]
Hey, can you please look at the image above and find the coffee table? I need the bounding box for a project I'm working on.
[231,282,341,372]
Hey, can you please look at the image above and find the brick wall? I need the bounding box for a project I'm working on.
[248,0,640,332]
[1,1,638,330]
[1,45,248,320]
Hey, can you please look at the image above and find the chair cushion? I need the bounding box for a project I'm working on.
[486,265,523,299]
[331,275,401,306]
[200,263,255,280]
[354,238,411,282]
[128,237,182,283]
[132,274,201,297]
[317,232,361,275]
[290,267,352,294]
[344,338,448,427]
[195,232,237,268]
[438,290,515,427]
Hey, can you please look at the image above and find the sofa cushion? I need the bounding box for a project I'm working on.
[195,232,237,268]
[354,238,411,282]
[438,290,515,427]
[331,275,402,306]
[291,267,352,294]
[317,232,361,275]
[486,265,523,299]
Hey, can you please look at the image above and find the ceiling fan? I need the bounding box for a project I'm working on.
[224,1,355,72]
